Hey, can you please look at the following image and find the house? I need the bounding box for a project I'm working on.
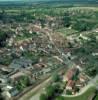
[95,29,98,33]
[9,88,19,97]
[9,57,32,70]
[8,37,14,46]
[92,52,98,56]
[65,68,79,81]
[2,90,12,100]
[66,80,75,90]
[79,34,90,41]
[2,85,13,91]
[65,68,80,90]
[75,79,84,88]
[0,67,13,75]
[79,74,88,83]
[0,77,7,84]
[9,71,25,81]
[1,84,19,99]
[32,68,42,78]
[42,67,51,74]
[2,88,19,99]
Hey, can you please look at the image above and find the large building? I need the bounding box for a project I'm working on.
[65,68,79,90]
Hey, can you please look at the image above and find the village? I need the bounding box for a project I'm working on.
[0,21,98,100]
[0,2,98,100]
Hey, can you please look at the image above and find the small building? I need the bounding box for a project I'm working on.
[66,80,75,90]
[2,90,12,100]
[79,34,90,41]
[2,88,19,99]
[42,67,51,74]
[9,88,19,97]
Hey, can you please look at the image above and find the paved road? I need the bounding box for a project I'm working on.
[18,77,51,100]
[30,77,51,100]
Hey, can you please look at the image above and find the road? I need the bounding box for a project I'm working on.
[18,77,51,100]
[30,79,49,100]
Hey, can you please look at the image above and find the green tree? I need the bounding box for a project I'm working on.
[56,96,65,100]
[16,76,31,91]
[52,73,60,82]
[63,12,71,27]
[40,94,47,100]
[45,85,55,98]
[66,90,72,95]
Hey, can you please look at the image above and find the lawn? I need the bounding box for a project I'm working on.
[56,86,96,100]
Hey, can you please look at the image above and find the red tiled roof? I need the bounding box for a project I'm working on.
[67,80,75,88]
[66,68,79,80]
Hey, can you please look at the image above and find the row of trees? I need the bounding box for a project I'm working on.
[40,74,62,100]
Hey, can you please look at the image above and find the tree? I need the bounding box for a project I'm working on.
[66,90,72,95]
[0,32,7,47]
[52,73,60,82]
[54,83,62,94]
[39,19,45,28]
[63,12,71,27]
[67,42,73,48]
[0,88,4,100]
[88,34,96,43]
[45,85,55,98]
[56,96,65,100]
[16,76,31,91]
[40,94,47,100]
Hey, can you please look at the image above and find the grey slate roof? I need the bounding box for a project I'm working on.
[9,57,32,69]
